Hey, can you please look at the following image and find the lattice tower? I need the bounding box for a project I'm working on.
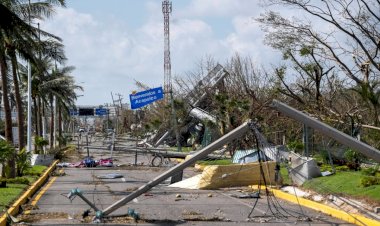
[162,0,172,102]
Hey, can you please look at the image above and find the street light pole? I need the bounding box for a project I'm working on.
[27,61,32,152]
[26,0,32,153]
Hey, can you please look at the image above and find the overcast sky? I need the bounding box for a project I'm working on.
[40,0,281,106]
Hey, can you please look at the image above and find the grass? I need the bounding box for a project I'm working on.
[0,184,28,211]
[170,146,193,152]
[302,171,380,204]
[24,165,47,176]
[0,165,47,212]
[197,159,232,166]
[280,165,291,185]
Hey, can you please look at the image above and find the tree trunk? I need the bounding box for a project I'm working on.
[0,52,15,178]
[42,102,46,148]
[49,96,54,149]
[374,105,379,126]
[10,50,25,150]
[58,103,62,147]
[0,165,5,187]
[33,97,38,152]
[38,97,43,137]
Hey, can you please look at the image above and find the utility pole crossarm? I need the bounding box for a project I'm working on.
[271,100,380,163]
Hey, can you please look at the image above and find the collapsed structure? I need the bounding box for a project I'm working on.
[67,100,380,221]
[149,63,229,148]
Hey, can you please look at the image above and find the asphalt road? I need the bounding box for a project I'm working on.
[16,138,353,226]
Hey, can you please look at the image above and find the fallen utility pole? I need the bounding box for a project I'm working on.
[271,99,380,163]
[95,120,252,219]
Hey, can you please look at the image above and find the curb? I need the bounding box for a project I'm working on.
[250,185,380,226]
[0,160,59,226]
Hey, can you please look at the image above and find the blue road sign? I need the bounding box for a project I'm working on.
[95,108,108,116]
[130,87,164,109]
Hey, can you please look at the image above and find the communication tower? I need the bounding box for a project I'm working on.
[162,0,172,102]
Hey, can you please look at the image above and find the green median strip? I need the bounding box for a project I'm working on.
[0,161,57,226]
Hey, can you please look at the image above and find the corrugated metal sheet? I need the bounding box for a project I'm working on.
[232,146,285,163]
[232,149,256,163]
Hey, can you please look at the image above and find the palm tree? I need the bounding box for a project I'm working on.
[24,58,81,149]
[41,66,81,149]
[1,0,65,177]
[0,3,38,177]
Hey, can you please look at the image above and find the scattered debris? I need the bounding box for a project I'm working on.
[96,173,123,179]
[98,158,113,167]
[321,171,333,176]
[102,216,140,224]
[183,215,226,221]
[6,212,21,223]
[51,170,66,177]
[281,186,310,197]
[125,187,138,192]
[22,204,39,211]
[231,192,260,199]
[57,162,71,167]
[175,198,190,201]
[312,194,324,202]
[82,209,91,219]
[57,157,114,168]
[182,210,202,216]
[127,208,140,221]
[19,212,69,223]
[168,174,202,189]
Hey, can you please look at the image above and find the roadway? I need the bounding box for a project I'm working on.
[16,139,353,226]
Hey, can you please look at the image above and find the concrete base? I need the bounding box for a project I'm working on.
[288,152,321,185]
[31,154,55,166]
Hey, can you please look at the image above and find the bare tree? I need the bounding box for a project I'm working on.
[258,0,380,124]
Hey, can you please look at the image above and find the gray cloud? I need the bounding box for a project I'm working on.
[40,2,279,105]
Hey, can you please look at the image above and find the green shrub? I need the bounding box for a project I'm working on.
[335,165,350,172]
[34,136,49,153]
[16,148,32,176]
[57,135,68,147]
[361,176,380,187]
[316,150,330,164]
[0,177,29,184]
[0,140,14,166]
[319,164,333,172]
[344,149,365,170]
[287,140,304,153]
[48,147,63,160]
[362,165,379,176]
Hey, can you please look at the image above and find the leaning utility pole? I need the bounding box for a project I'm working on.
[271,100,380,163]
